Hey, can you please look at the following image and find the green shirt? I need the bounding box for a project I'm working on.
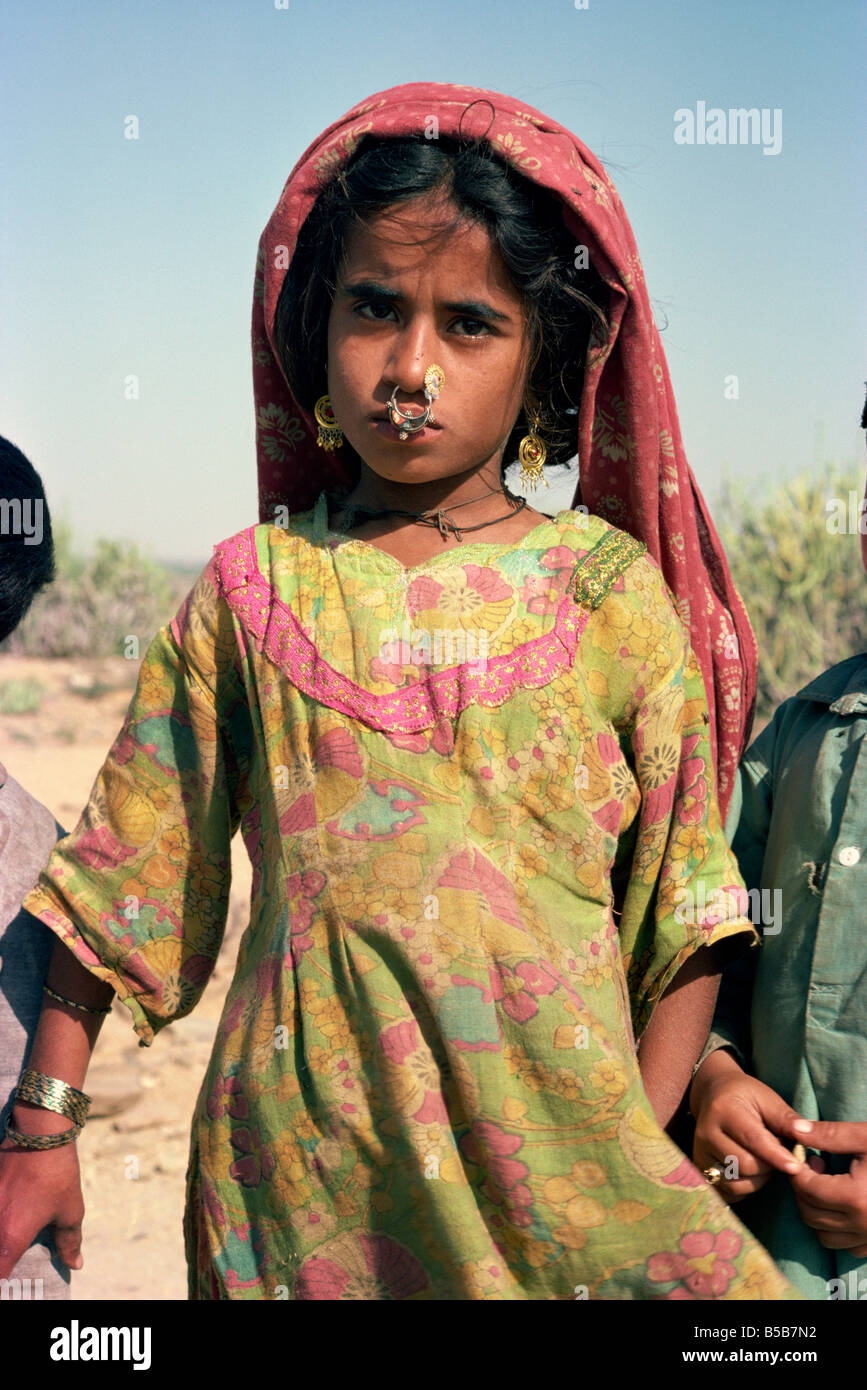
[708,653,867,1299]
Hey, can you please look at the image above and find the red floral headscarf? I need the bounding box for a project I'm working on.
[251,81,757,814]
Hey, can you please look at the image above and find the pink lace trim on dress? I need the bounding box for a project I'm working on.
[213,529,596,735]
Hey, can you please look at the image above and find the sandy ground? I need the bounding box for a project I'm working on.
[1,653,251,1300]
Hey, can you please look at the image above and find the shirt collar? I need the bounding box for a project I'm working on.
[796,654,867,714]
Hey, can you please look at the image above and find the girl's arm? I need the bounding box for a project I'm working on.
[3,568,243,1278]
[637,943,726,1129]
[0,940,114,1277]
[10,938,114,1135]
[576,552,761,1134]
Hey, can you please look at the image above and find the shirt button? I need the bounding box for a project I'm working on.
[838,845,861,866]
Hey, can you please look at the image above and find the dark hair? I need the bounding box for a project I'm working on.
[273,134,609,475]
[861,384,867,432]
[0,436,55,643]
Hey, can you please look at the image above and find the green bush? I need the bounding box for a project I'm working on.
[0,678,44,714]
[0,520,191,659]
[716,463,867,730]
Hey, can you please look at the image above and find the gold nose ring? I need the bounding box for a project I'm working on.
[386,364,445,439]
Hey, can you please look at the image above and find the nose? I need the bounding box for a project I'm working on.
[384,320,437,406]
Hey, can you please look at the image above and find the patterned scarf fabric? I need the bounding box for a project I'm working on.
[251,81,757,814]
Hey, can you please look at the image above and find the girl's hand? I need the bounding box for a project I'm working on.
[0,1136,85,1277]
[781,1119,867,1258]
[690,1049,805,1203]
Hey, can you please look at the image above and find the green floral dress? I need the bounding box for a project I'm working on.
[25,495,801,1300]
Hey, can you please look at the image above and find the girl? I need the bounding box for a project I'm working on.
[1,82,803,1299]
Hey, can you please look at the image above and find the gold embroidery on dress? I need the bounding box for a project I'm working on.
[566,531,646,610]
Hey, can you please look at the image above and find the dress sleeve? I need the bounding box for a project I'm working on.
[576,546,758,1040]
[22,561,252,1045]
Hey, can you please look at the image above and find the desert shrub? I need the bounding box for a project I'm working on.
[0,521,190,659]
[0,678,44,714]
[716,463,867,730]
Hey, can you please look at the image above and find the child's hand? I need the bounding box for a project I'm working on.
[690,1049,804,1203]
[0,1137,85,1276]
[781,1119,867,1258]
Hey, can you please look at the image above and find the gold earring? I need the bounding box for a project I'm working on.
[518,402,548,490]
[314,394,343,450]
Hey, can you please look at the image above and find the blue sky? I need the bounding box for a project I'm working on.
[2,0,864,565]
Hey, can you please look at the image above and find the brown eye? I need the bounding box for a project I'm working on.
[354,300,395,321]
[454,318,492,337]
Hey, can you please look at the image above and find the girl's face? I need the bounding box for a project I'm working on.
[326,194,531,487]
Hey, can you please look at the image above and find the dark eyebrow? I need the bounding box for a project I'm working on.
[339,278,512,323]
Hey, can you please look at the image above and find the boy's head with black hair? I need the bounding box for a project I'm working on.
[0,436,55,644]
